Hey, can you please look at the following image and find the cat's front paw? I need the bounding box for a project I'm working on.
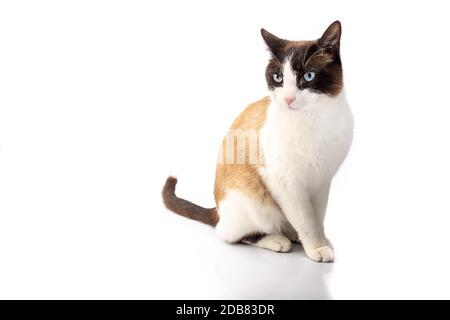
[305,245,334,263]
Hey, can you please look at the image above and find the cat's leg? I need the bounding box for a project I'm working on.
[311,182,333,249]
[282,222,300,243]
[215,190,292,253]
[277,187,334,262]
[312,182,330,223]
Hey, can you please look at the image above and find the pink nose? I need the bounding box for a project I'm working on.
[284,96,295,106]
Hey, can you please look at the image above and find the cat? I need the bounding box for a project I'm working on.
[162,21,353,263]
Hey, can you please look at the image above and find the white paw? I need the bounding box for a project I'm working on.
[258,234,292,253]
[305,245,334,263]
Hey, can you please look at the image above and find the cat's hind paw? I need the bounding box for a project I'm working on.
[243,234,292,253]
[258,234,293,252]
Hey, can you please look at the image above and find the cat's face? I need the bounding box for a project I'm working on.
[262,21,343,110]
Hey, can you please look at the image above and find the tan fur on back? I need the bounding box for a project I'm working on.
[214,96,278,209]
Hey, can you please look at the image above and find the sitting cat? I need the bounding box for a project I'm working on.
[163,21,353,263]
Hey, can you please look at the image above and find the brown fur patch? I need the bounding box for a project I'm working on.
[214,97,278,210]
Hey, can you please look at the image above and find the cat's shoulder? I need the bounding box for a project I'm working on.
[230,96,271,131]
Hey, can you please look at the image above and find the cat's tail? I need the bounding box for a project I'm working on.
[162,176,219,227]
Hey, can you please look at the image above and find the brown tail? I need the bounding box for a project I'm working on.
[162,176,219,227]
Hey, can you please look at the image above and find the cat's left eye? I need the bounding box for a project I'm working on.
[303,72,316,82]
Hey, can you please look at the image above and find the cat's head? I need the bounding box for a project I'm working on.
[261,21,343,110]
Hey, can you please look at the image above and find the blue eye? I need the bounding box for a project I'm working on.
[273,73,283,83]
[303,71,316,82]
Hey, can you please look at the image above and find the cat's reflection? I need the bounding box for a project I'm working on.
[213,242,332,299]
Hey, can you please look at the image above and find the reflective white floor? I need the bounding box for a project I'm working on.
[207,241,333,299]
[149,210,450,300]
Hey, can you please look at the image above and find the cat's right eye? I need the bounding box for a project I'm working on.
[273,74,283,83]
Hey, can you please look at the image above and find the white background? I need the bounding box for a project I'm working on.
[1,0,450,299]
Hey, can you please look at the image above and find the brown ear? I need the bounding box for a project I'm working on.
[319,21,341,47]
[261,28,287,57]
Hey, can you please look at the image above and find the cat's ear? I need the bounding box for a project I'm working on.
[319,20,341,47]
[261,28,287,57]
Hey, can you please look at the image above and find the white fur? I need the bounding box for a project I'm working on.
[216,58,353,262]
[215,189,288,243]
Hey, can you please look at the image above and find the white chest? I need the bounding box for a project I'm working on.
[260,94,353,192]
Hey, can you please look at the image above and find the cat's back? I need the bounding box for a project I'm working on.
[214,96,274,206]
[229,96,271,131]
